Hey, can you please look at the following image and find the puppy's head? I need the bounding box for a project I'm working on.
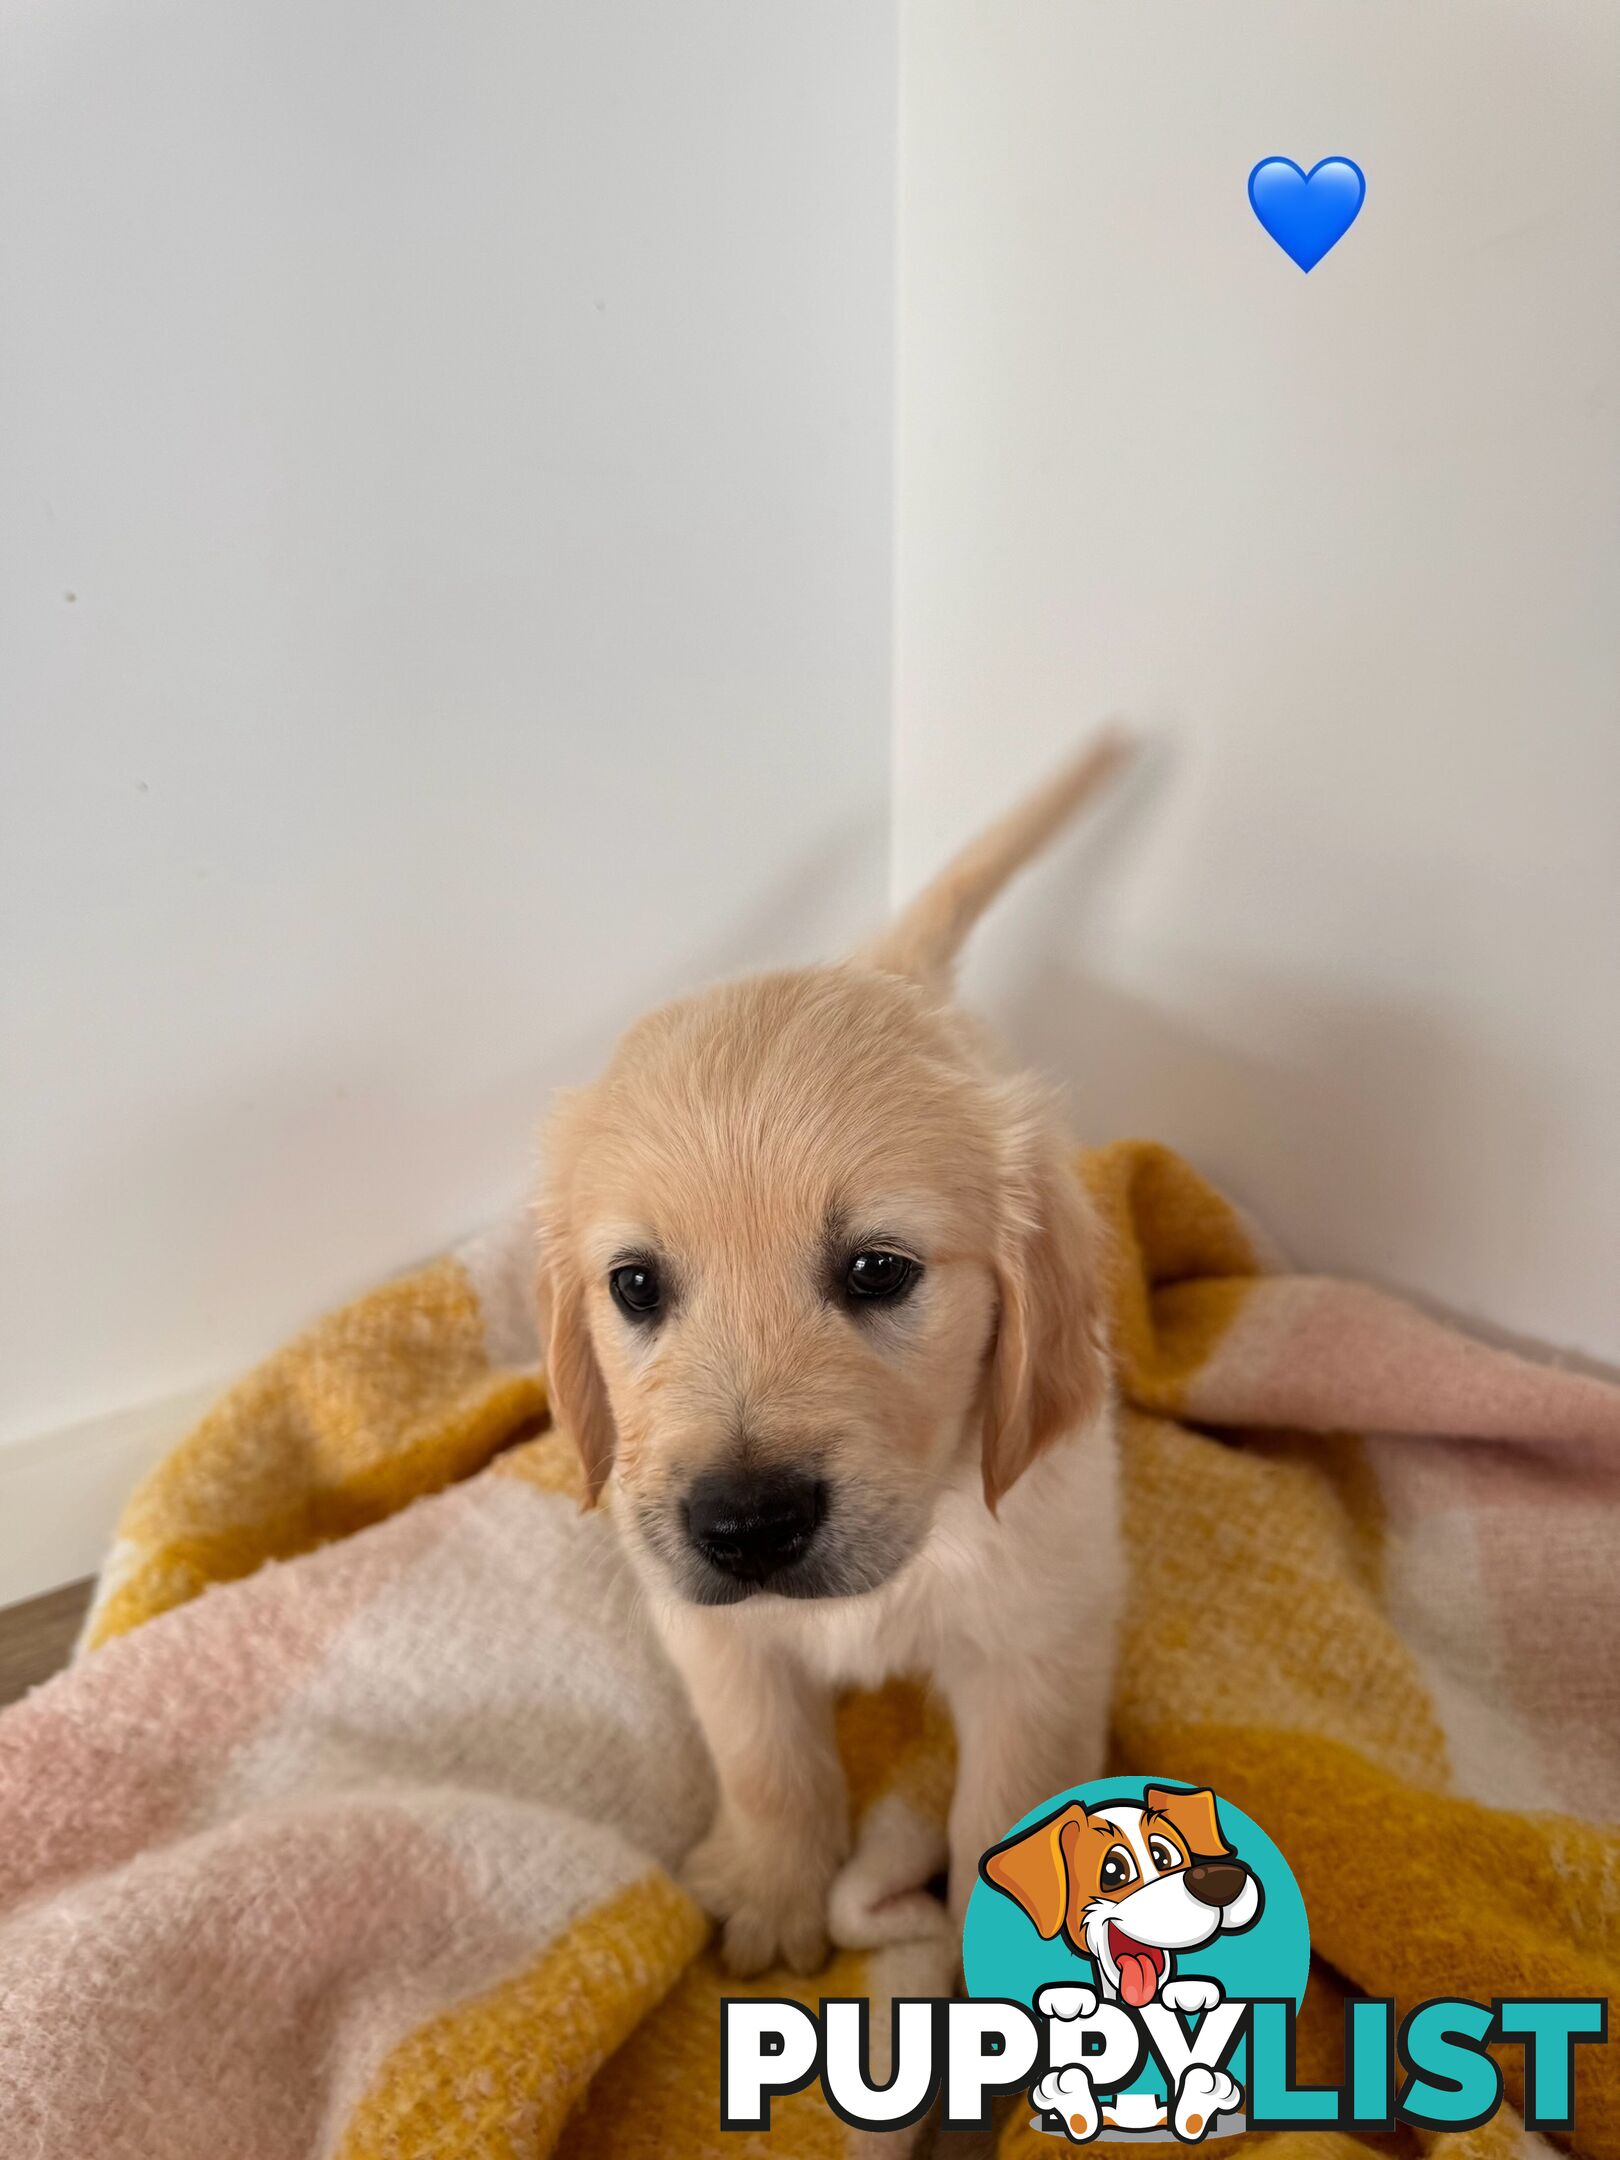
[537,961,1108,1605]
[982,1789,1261,2003]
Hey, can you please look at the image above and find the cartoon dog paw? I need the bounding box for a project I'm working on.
[1173,2064,1242,2141]
[1036,1983,1100,2022]
[1032,2064,1100,2143]
[1160,1977,1224,2017]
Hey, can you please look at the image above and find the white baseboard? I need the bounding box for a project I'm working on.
[0,1384,220,1608]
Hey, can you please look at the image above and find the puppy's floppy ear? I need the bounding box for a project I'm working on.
[982,1107,1111,1513]
[981,1804,1089,1940]
[1144,1786,1232,1861]
[536,1240,618,1508]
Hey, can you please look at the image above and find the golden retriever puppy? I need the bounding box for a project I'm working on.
[537,736,1127,1975]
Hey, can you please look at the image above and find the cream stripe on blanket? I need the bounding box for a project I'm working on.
[1,1141,1616,2160]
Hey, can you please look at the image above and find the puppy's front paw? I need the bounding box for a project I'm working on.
[1173,2064,1241,2141]
[682,1816,836,1978]
[1037,1982,1099,2022]
[1160,1977,1223,2017]
[1032,2064,1100,2144]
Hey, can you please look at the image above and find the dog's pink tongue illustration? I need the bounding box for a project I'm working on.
[1108,1926,1163,2007]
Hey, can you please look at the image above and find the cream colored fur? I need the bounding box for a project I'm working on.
[537,733,1127,1974]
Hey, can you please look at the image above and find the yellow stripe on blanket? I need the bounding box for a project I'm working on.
[87,1255,547,1647]
[1083,1142,1261,1412]
[339,1872,707,2160]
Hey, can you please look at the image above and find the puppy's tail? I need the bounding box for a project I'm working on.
[857,728,1131,992]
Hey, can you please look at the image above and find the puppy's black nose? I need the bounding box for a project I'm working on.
[1185,1861,1248,1909]
[684,1470,825,1584]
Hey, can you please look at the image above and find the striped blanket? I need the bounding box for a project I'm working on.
[0,1141,1615,2159]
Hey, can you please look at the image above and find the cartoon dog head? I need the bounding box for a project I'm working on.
[981,1786,1262,2007]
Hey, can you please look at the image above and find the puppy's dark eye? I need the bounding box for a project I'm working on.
[1100,1845,1136,1891]
[845,1250,919,1302]
[609,1262,662,1320]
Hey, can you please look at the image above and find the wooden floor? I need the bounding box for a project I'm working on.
[0,1580,94,1708]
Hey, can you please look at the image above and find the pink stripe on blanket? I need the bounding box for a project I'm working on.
[0,1796,535,2160]
[1473,1496,1620,1815]
[0,1492,453,1909]
[1180,1275,1620,1812]
[1178,1276,1620,1449]
[1370,1429,1620,1815]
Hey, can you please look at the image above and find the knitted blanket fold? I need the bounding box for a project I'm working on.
[1,1140,1615,2160]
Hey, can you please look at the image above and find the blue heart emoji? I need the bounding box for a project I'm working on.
[1247,156,1365,272]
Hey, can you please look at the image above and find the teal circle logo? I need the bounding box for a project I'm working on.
[963,1778,1309,2138]
[715,1774,1602,2142]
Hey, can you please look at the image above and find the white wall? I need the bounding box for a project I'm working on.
[896,1,1620,1362]
[5,1,1619,1605]
[1,2,897,1480]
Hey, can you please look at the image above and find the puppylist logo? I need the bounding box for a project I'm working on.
[721,1779,1607,2141]
[976,1781,1278,2138]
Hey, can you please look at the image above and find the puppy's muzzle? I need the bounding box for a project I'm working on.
[683,1468,827,1586]
[1184,1861,1248,1909]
